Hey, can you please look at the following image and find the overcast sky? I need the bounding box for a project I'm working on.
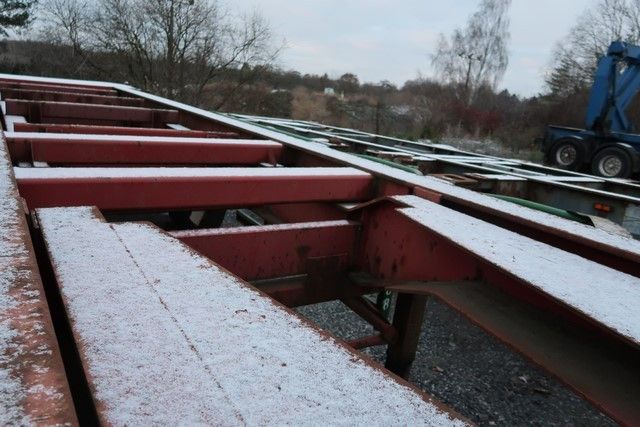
[230,0,594,97]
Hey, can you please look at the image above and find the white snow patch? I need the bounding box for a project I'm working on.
[14,166,371,180]
[395,195,640,345]
[38,206,464,426]
[5,131,280,147]
[0,138,33,425]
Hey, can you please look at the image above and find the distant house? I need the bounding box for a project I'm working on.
[323,87,336,96]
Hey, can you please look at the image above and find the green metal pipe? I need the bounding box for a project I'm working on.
[490,194,593,225]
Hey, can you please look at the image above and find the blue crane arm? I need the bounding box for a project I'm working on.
[585,41,640,133]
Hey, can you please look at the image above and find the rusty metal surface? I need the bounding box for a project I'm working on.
[0,138,76,425]
[2,73,639,424]
[357,202,478,281]
[349,194,640,423]
[172,220,358,281]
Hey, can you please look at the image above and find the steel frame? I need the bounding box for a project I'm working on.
[235,113,640,237]
[15,167,373,211]
[6,133,283,165]
[11,122,243,138]
[1,73,639,425]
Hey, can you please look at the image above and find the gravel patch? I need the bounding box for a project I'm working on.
[297,298,616,426]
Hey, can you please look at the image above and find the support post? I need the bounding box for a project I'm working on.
[385,292,427,378]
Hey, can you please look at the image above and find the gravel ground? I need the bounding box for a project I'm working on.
[297,297,616,426]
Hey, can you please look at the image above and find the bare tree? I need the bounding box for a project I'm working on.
[546,0,640,95]
[0,0,37,36]
[39,0,89,54]
[431,0,511,105]
[39,0,280,104]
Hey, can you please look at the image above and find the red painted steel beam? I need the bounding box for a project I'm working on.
[15,167,374,211]
[171,220,358,280]
[1,88,145,107]
[0,80,116,95]
[6,133,283,165]
[358,201,634,340]
[12,122,243,139]
[439,195,640,277]
[412,186,640,277]
[0,138,77,424]
[5,100,179,126]
[356,201,640,424]
[359,202,479,282]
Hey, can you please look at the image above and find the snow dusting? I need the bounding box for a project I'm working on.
[1,137,73,425]
[0,136,74,425]
[37,206,465,426]
[0,135,34,426]
[5,131,280,148]
[395,195,640,346]
[14,166,370,179]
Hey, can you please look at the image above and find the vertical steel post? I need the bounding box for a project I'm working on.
[385,292,427,378]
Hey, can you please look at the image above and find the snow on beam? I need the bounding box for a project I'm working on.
[0,138,76,424]
[394,195,640,347]
[6,133,283,165]
[37,206,467,425]
[12,122,243,139]
[0,87,145,107]
[5,100,179,125]
[15,167,373,211]
[0,80,117,95]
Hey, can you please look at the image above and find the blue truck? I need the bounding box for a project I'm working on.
[541,41,640,178]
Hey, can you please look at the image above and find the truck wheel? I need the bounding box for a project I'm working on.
[548,138,585,171]
[591,147,632,178]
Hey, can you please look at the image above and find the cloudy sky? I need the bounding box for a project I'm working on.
[231,0,594,96]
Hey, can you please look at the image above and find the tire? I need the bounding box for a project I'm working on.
[546,138,586,171]
[591,146,633,178]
